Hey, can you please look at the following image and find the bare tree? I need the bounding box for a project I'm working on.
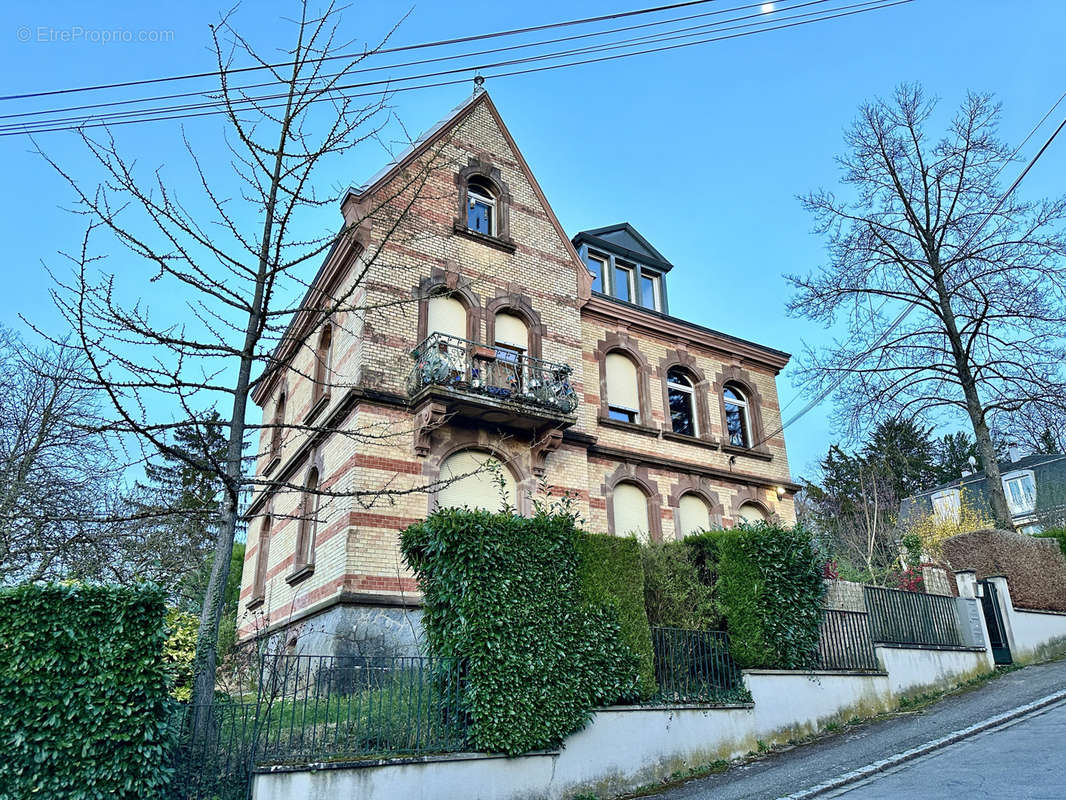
[788,85,1066,529]
[35,2,460,734]
[0,326,123,582]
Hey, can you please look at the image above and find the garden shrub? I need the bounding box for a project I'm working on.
[683,529,723,587]
[714,523,826,669]
[943,528,1066,612]
[641,539,720,631]
[576,533,655,698]
[400,509,642,755]
[0,583,174,799]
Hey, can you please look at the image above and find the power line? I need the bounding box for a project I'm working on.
[2,1,911,136]
[0,0,732,102]
[758,91,1066,451]
[1,0,859,132]
[0,0,816,124]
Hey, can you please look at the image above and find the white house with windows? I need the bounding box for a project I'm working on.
[903,451,1066,534]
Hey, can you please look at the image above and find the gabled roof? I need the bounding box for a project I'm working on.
[571,222,674,272]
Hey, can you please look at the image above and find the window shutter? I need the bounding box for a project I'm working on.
[677,494,711,537]
[438,450,517,511]
[427,296,467,339]
[613,482,650,542]
[605,353,640,412]
[494,312,528,349]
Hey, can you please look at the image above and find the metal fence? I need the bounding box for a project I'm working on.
[169,701,257,800]
[863,585,964,648]
[255,654,468,762]
[650,628,748,703]
[169,655,467,799]
[816,609,881,671]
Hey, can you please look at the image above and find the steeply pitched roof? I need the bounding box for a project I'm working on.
[572,222,674,272]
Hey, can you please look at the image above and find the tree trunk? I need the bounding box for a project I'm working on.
[931,261,1014,530]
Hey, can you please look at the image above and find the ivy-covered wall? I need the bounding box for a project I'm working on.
[0,583,174,799]
[401,509,643,755]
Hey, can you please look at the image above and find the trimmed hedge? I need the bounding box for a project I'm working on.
[0,583,174,799]
[641,539,720,632]
[944,528,1066,612]
[576,533,656,698]
[401,509,643,755]
[714,523,826,669]
[1035,528,1066,559]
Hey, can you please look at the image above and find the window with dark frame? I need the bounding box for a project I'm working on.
[312,324,332,405]
[608,405,638,423]
[270,393,285,459]
[294,467,320,570]
[585,251,606,293]
[723,384,751,448]
[613,262,634,303]
[252,515,271,601]
[667,367,697,436]
[639,270,661,311]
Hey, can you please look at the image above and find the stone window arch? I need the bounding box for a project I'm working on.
[595,333,652,428]
[268,389,287,467]
[736,501,770,525]
[603,464,662,542]
[424,431,534,515]
[714,367,770,455]
[311,323,333,407]
[415,272,481,343]
[660,351,713,442]
[484,294,545,359]
[455,160,514,247]
[289,464,321,583]
[249,513,272,608]
[435,448,518,513]
[666,476,723,539]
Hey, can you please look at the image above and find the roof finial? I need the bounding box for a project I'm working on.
[473,73,485,95]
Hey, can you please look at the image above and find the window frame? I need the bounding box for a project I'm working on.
[613,261,636,303]
[638,268,663,311]
[722,383,752,448]
[290,466,320,581]
[585,250,607,294]
[250,515,272,606]
[1001,470,1036,516]
[310,323,333,409]
[666,367,698,437]
[466,177,497,236]
[931,489,961,524]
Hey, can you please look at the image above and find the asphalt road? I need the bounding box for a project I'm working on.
[648,657,1066,800]
[818,699,1066,799]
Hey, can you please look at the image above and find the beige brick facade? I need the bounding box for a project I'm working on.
[236,93,798,646]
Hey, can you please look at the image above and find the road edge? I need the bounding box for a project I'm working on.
[779,689,1066,799]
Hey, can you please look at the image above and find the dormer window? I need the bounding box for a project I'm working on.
[585,251,606,293]
[613,262,635,303]
[639,269,662,311]
[467,176,496,236]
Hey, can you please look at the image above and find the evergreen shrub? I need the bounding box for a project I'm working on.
[714,523,826,669]
[400,509,643,755]
[576,533,655,698]
[0,583,174,799]
[641,539,720,631]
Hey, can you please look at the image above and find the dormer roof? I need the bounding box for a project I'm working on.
[572,223,674,273]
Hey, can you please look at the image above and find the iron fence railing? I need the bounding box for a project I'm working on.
[407,332,578,414]
[650,628,749,704]
[169,701,257,800]
[863,585,964,648]
[255,654,468,763]
[816,609,881,671]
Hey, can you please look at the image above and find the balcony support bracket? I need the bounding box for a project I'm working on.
[531,427,564,477]
[413,400,448,457]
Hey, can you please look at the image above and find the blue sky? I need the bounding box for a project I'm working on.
[1,0,1063,480]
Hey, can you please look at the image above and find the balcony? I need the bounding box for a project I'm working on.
[407,333,578,432]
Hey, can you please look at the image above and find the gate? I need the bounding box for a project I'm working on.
[978,580,1012,665]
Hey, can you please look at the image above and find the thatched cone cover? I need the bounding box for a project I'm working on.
[942,528,1066,612]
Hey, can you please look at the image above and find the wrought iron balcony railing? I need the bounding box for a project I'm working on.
[407,332,578,415]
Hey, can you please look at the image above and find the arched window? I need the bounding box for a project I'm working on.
[737,502,767,526]
[723,384,752,448]
[613,481,651,543]
[667,367,697,436]
[437,450,517,511]
[466,176,497,236]
[269,392,286,461]
[294,467,320,571]
[677,493,712,538]
[251,515,271,603]
[605,352,640,424]
[427,294,468,341]
[312,324,332,405]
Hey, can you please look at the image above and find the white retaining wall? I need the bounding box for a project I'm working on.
[986,575,1066,663]
[253,650,989,800]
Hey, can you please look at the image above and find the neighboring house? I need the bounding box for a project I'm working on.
[899,451,1066,534]
[237,91,798,654]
